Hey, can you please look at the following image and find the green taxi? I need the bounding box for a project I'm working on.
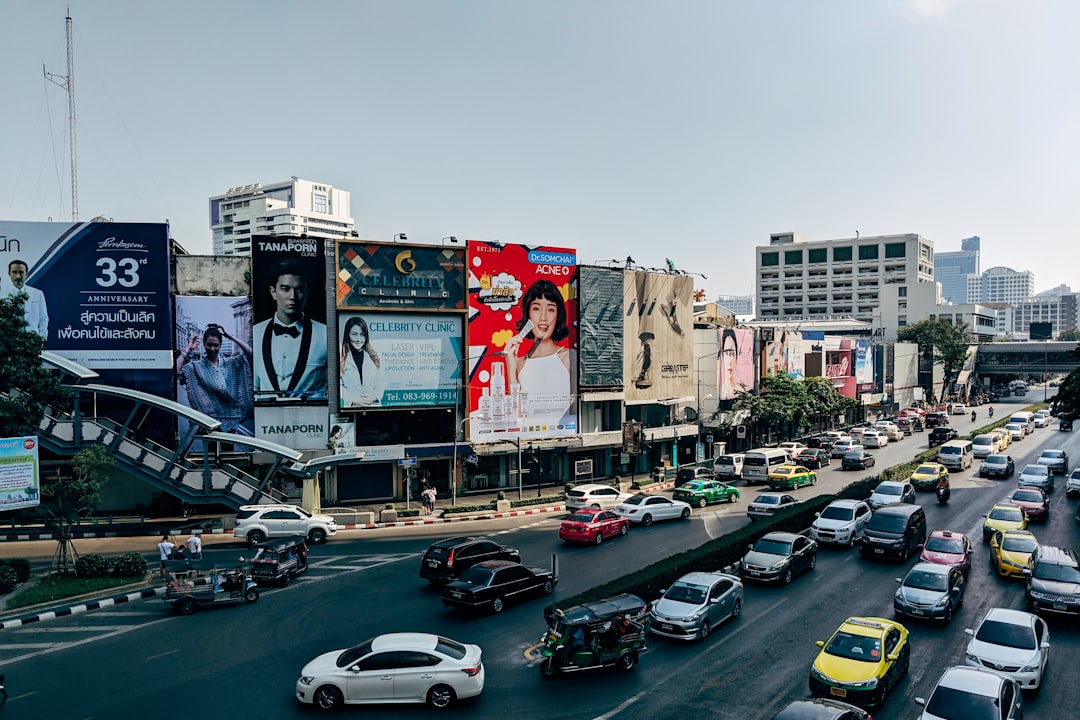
[808,616,910,708]
[909,462,948,491]
[766,464,817,490]
[672,479,741,508]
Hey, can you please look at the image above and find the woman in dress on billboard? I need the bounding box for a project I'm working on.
[339,316,383,407]
[504,279,574,424]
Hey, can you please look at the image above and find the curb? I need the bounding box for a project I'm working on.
[0,586,164,629]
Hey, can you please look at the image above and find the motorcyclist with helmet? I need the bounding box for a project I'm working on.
[936,473,951,504]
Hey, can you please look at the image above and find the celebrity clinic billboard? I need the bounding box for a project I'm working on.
[622,271,694,403]
[336,241,467,311]
[466,241,578,441]
[250,235,328,405]
[0,220,174,397]
[718,327,755,400]
[338,312,462,409]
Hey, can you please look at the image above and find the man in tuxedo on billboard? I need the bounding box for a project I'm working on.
[253,257,327,401]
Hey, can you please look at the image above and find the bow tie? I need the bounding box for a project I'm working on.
[272,323,300,338]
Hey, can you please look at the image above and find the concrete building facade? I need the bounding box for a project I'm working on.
[934,235,980,304]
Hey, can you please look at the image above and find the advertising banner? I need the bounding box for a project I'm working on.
[466,241,578,441]
[250,235,328,405]
[766,330,804,378]
[336,241,467,311]
[623,271,693,403]
[254,405,329,451]
[578,266,624,389]
[855,340,875,386]
[0,436,40,511]
[719,327,755,400]
[337,312,462,409]
[0,220,173,397]
[174,296,254,445]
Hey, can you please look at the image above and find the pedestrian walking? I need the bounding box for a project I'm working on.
[422,484,437,515]
[186,531,203,560]
[157,534,176,577]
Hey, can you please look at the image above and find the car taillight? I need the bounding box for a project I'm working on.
[447,549,455,568]
[460,664,482,677]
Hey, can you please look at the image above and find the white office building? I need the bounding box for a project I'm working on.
[1012,292,1079,339]
[755,232,934,325]
[966,265,1035,305]
[209,178,354,256]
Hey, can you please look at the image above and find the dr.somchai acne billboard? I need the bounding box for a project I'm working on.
[466,241,578,441]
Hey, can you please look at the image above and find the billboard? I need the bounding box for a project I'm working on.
[337,312,462,408]
[174,296,254,443]
[855,340,875,386]
[466,241,578,441]
[336,241,467,311]
[623,271,694,403]
[719,327,755,400]
[766,330,804,378]
[0,436,40,511]
[250,235,328,405]
[254,405,329,451]
[578,266,624,388]
[0,220,174,398]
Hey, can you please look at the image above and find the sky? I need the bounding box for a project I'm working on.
[2,1,1078,299]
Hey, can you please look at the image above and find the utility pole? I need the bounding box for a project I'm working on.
[44,11,78,221]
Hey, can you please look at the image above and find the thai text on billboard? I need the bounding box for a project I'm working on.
[0,436,40,511]
[336,241,466,311]
[622,271,694,403]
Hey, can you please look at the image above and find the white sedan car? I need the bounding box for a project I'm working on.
[296,633,485,710]
[614,494,692,526]
[565,483,633,510]
[964,608,1049,692]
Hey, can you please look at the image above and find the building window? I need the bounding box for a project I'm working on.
[784,250,804,265]
[898,286,907,298]
[884,243,906,258]
[833,246,852,262]
[858,244,879,260]
[808,248,827,264]
[313,192,329,214]
[761,252,779,267]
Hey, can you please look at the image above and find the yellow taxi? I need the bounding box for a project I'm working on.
[909,462,949,491]
[808,616,910,708]
[992,429,1011,449]
[765,464,817,490]
[981,502,1027,542]
[989,529,1039,579]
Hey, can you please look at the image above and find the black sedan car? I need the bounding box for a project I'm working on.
[420,536,521,585]
[978,454,1015,479]
[771,698,871,720]
[441,560,556,614]
[928,426,959,446]
[841,450,876,471]
[798,449,832,470]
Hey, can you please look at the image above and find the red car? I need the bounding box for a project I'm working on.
[559,508,628,545]
[920,530,973,575]
[1005,486,1050,523]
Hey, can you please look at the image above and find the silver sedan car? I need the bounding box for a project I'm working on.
[648,571,743,641]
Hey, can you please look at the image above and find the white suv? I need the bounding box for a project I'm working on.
[233,504,338,546]
[810,499,872,546]
[565,483,632,510]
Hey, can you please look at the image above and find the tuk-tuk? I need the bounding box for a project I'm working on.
[249,535,309,586]
[163,559,259,615]
[538,594,648,677]
[896,417,913,435]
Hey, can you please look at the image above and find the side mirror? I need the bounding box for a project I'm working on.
[887,652,900,662]
[815,640,825,648]
[914,697,927,707]
[895,578,903,584]
[964,628,974,636]
[239,556,246,562]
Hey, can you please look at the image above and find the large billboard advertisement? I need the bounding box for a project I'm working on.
[0,436,40,511]
[855,340,875,387]
[337,312,462,409]
[0,220,174,398]
[719,327,755,400]
[766,329,805,378]
[578,266,624,389]
[623,271,694,403]
[174,296,254,443]
[250,235,328,405]
[466,241,578,441]
[336,241,467,311]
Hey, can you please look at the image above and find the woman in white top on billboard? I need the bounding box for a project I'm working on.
[504,279,574,423]
[339,315,383,407]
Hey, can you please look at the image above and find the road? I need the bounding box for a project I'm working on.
[1,393,1075,719]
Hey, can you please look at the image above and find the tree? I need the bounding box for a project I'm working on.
[41,443,115,575]
[897,319,973,401]
[731,374,856,443]
[1058,328,1080,342]
[1049,345,1080,422]
[0,294,70,435]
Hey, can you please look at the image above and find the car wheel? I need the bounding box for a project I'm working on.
[680,507,691,520]
[244,587,259,603]
[591,503,601,509]
[308,528,327,545]
[731,599,742,619]
[944,604,954,624]
[698,497,708,508]
[282,571,293,587]
[809,553,817,571]
[619,523,628,536]
[542,579,554,595]
[427,684,456,709]
[642,514,653,527]
[783,569,793,585]
[698,620,710,640]
[729,493,739,504]
[313,685,343,711]
[811,475,816,486]
[539,657,557,678]
[246,530,265,546]
[492,597,505,613]
[877,678,890,707]
[594,532,604,545]
[616,652,637,672]
[176,597,196,616]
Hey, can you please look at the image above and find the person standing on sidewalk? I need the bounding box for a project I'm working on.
[157,535,176,578]
[186,531,203,560]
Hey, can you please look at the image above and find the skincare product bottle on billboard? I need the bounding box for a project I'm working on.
[478,388,492,422]
[509,382,521,423]
[490,362,506,426]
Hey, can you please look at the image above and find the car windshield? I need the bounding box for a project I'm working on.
[975,620,1036,650]
[1022,465,1048,476]
[774,468,793,476]
[868,515,906,533]
[754,495,780,505]
[753,538,793,555]
[1012,490,1043,503]
[916,465,940,475]
[926,536,965,554]
[877,484,903,496]
[820,505,854,521]
[664,582,708,604]
[682,481,706,491]
[622,495,648,506]
[926,685,998,720]
[824,631,882,662]
[1001,536,1037,553]
[989,507,1024,522]
[844,451,863,459]
[904,569,948,591]
[973,437,993,446]
[568,513,598,523]
[337,639,374,668]
[1034,562,1080,583]
[457,567,495,585]
[985,457,1007,466]
[1041,451,1064,459]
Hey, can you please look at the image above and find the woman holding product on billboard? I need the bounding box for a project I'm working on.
[339,315,383,407]
[503,279,574,425]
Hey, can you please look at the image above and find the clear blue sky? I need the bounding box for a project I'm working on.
[3,1,1077,298]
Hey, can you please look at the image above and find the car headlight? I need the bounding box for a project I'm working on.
[894,589,904,602]
[299,676,314,686]
[935,596,950,608]
[686,611,703,622]
[965,652,979,664]
[809,665,829,681]
[771,560,790,571]
[847,678,879,689]
[1019,663,1040,673]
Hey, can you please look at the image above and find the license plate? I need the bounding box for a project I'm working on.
[660,623,673,631]
[874,549,884,554]
[1054,603,1066,611]
[427,560,439,568]
[829,687,847,698]
[450,591,463,598]
[749,570,760,576]
[910,609,925,616]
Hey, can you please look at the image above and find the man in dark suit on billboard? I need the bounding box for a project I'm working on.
[253,257,327,401]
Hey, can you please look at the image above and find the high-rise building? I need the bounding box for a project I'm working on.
[755,231,934,325]
[715,293,754,316]
[209,178,354,256]
[967,265,1035,306]
[933,236,980,303]
[1012,291,1078,339]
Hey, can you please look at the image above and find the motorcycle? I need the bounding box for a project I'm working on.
[971,411,977,423]
[936,485,950,505]
[988,407,994,418]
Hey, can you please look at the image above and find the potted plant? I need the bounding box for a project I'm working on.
[380,503,398,523]
[494,490,511,513]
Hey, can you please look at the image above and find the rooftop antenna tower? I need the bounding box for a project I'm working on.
[43,8,78,221]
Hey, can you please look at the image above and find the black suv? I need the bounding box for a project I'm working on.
[1025,545,1080,617]
[419,536,521,585]
[928,426,958,446]
[857,504,927,561]
[925,412,950,429]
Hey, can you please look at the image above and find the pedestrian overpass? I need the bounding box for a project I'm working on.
[974,341,1079,378]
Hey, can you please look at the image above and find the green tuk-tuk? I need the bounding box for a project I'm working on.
[538,594,648,677]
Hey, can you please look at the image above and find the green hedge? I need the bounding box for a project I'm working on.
[441,494,565,516]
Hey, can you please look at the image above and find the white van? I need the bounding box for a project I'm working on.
[937,439,974,470]
[972,433,1001,458]
[742,448,790,485]
[713,453,745,479]
[1009,411,1035,434]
